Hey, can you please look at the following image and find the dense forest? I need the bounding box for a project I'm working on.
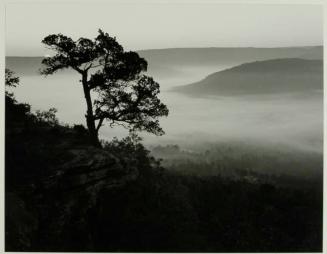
[6,75,322,252]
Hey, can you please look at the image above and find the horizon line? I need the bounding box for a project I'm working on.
[5,45,323,57]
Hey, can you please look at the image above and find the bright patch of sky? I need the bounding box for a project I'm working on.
[5,2,323,56]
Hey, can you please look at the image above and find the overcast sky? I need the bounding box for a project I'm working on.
[5,2,323,56]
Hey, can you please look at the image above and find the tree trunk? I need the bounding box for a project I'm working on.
[81,72,101,147]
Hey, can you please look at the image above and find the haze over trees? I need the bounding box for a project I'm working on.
[4,0,324,251]
[5,70,322,251]
[40,29,168,146]
[5,36,323,253]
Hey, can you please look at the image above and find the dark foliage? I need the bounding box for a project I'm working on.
[40,30,168,145]
[5,71,322,252]
[5,68,20,99]
[5,97,322,252]
[5,68,19,87]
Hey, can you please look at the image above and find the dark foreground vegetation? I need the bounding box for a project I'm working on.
[6,92,322,252]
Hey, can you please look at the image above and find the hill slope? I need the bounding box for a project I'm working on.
[173,58,323,95]
[6,80,322,252]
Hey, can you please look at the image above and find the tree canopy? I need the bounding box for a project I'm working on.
[41,29,168,146]
[5,68,20,87]
[5,68,20,100]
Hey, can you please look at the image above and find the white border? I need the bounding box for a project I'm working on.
[1,1,325,254]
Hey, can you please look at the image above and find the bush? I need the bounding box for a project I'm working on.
[34,108,59,126]
[103,132,163,177]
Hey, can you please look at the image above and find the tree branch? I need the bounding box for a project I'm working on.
[96,117,105,131]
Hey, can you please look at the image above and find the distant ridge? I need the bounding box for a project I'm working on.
[138,46,323,67]
[173,58,323,95]
[6,46,322,76]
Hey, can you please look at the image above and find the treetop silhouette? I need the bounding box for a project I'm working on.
[41,29,168,146]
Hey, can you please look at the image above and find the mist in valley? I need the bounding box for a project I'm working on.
[8,57,323,152]
[6,53,323,182]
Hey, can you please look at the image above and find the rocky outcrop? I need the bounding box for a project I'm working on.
[44,147,139,194]
[6,143,140,251]
[5,95,145,251]
[5,104,140,251]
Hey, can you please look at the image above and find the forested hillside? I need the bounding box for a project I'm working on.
[6,90,322,252]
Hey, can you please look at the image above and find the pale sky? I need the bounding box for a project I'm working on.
[5,2,323,56]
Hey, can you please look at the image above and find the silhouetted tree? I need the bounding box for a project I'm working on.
[5,68,20,99]
[41,30,168,146]
[5,68,19,87]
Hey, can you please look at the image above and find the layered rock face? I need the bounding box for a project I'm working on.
[6,141,140,251]
[5,99,140,251]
